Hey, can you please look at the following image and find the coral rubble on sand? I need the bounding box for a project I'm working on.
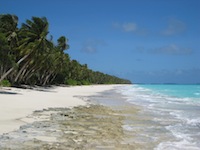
[0,105,138,149]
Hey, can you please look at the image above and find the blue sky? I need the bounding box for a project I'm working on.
[1,0,200,83]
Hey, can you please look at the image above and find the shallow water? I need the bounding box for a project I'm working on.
[118,84,200,150]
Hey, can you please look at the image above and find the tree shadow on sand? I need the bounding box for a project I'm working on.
[12,85,57,93]
[0,90,18,95]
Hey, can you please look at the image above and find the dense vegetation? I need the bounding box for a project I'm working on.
[0,14,131,86]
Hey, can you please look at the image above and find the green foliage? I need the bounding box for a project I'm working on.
[0,80,11,87]
[81,80,90,85]
[65,79,90,86]
[0,14,131,86]
[65,79,78,85]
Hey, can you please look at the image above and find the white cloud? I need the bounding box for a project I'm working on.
[134,44,193,55]
[113,22,137,33]
[113,21,149,36]
[151,44,193,55]
[83,45,96,53]
[161,18,186,36]
[122,22,137,32]
[81,39,106,54]
[129,68,200,84]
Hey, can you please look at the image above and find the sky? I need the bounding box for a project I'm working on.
[0,0,200,84]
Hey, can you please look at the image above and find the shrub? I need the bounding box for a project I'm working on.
[77,81,82,85]
[0,80,11,87]
[81,80,90,85]
[65,79,78,85]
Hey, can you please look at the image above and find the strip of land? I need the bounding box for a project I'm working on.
[0,85,118,135]
[0,85,144,149]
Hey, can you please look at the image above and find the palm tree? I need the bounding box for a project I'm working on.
[57,36,69,51]
[13,17,53,84]
[0,34,9,76]
[0,14,19,48]
[0,14,19,82]
[1,14,132,85]
[18,17,53,57]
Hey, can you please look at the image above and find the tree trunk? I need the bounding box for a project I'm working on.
[42,74,51,86]
[14,61,30,83]
[0,54,29,82]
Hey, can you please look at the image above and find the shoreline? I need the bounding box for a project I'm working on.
[1,84,199,149]
[0,85,122,135]
[0,84,143,149]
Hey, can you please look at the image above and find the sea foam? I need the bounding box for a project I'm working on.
[118,84,200,149]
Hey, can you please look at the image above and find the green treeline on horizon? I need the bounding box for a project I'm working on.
[0,14,131,86]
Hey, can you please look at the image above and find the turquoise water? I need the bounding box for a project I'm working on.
[119,84,200,149]
[140,84,200,98]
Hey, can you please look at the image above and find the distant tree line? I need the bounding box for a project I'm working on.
[0,14,131,86]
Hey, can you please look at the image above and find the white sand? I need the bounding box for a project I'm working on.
[0,85,117,135]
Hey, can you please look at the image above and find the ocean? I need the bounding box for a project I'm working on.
[119,84,200,149]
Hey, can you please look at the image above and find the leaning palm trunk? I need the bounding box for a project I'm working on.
[0,54,29,82]
[17,62,38,84]
[14,60,30,83]
[42,74,52,86]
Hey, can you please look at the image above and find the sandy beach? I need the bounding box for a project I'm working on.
[2,84,200,149]
[0,85,143,149]
[0,85,118,135]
